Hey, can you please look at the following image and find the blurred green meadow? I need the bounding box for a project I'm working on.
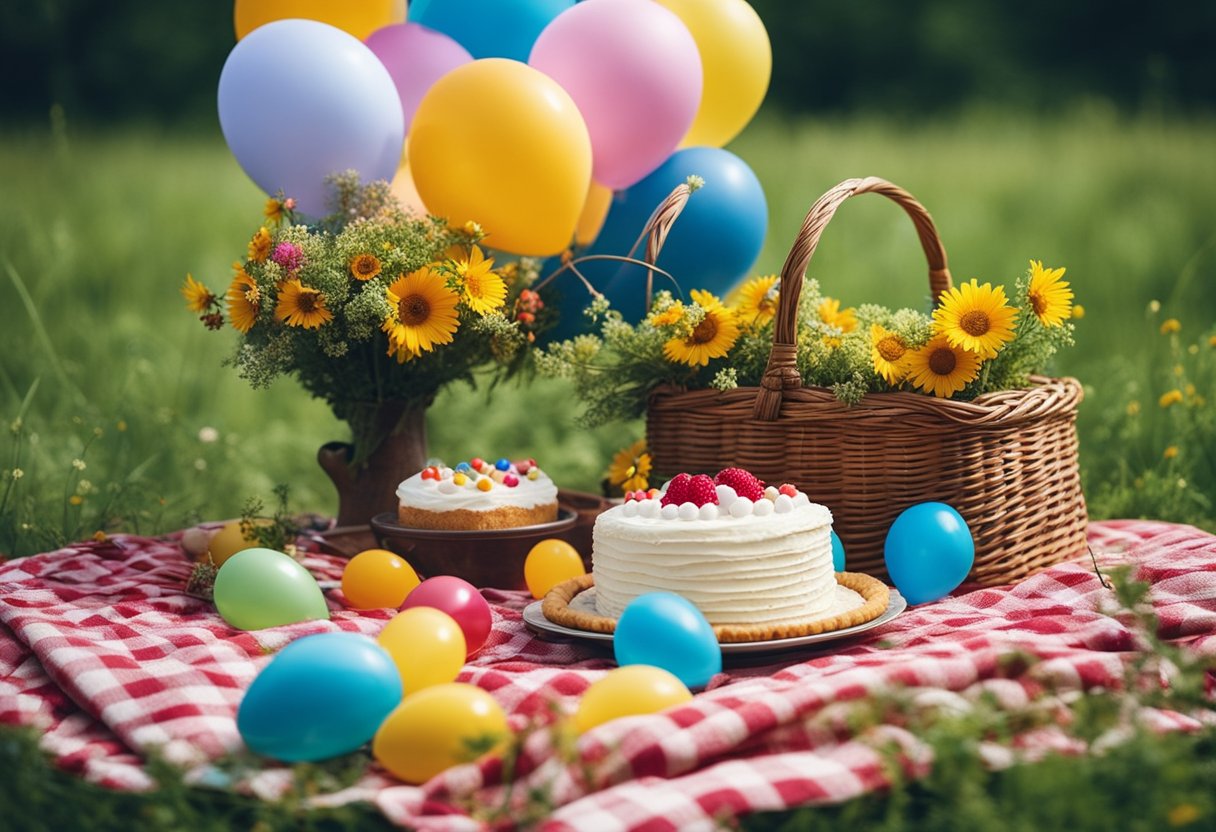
[2,108,1215,557]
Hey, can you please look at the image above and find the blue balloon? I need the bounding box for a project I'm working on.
[237,632,402,762]
[830,530,846,572]
[884,502,975,605]
[574,147,768,326]
[412,0,574,62]
[614,592,722,689]
[218,20,405,218]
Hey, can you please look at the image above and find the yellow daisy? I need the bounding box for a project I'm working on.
[248,227,273,263]
[264,198,286,226]
[226,267,261,334]
[818,297,857,333]
[382,266,461,357]
[933,279,1018,358]
[732,275,780,327]
[181,273,216,313]
[454,246,506,315]
[1026,260,1073,327]
[663,289,739,367]
[607,440,652,494]
[274,279,333,329]
[905,334,982,398]
[647,302,686,328]
[350,253,382,282]
[870,324,912,384]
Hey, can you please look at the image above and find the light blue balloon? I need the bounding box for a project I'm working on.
[217,19,405,218]
[557,147,767,330]
[412,0,574,62]
[614,592,722,689]
[237,633,403,762]
[830,530,846,572]
[884,502,975,605]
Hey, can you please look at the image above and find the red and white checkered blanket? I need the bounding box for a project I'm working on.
[2,520,1215,830]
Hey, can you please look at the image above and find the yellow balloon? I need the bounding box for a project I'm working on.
[524,539,586,600]
[408,59,592,257]
[234,0,406,41]
[377,607,466,693]
[574,665,693,733]
[390,154,428,217]
[657,0,771,148]
[342,549,420,609]
[206,519,269,567]
[373,683,508,784]
[575,182,614,247]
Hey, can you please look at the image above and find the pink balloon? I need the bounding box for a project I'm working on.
[401,576,493,656]
[529,0,701,190]
[365,23,473,133]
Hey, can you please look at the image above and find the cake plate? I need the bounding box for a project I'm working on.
[522,589,906,656]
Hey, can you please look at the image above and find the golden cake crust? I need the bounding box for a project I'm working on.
[398,503,559,531]
[541,572,890,643]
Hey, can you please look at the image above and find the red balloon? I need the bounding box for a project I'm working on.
[401,576,493,656]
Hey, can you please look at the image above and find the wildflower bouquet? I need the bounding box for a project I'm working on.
[183,174,545,468]
[537,261,1079,426]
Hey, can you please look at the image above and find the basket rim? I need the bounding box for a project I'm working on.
[649,374,1083,427]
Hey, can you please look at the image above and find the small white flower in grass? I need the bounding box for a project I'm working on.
[71,459,86,471]
[1177,478,1188,489]
[10,468,23,480]
[198,426,219,443]
[194,458,207,471]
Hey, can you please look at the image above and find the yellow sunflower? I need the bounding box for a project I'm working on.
[274,279,333,329]
[264,198,286,226]
[732,275,780,327]
[933,279,1018,358]
[663,289,739,367]
[226,268,261,334]
[181,273,216,313]
[904,334,982,398]
[350,253,382,282]
[647,301,686,328]
[1026,260,1073,327]
[607,440,652,493]
[818,297,858,333]
[247,227,273,263]
[454,245,506,315]
[870,324,912,384]
[382,266,461,357]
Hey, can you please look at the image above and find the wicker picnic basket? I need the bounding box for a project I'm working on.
[646,176,1089,585]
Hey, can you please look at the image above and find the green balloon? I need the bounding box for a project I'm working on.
[213,548,330,630]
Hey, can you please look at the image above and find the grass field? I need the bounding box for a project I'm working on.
[1,107,1215,556]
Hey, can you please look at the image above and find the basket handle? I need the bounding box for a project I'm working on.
[752,177,953,421]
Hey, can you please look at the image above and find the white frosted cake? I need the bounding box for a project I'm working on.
[592,468,836,626]
[396,456,559,530]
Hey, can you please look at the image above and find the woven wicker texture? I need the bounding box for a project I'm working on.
[647,177,1088,585]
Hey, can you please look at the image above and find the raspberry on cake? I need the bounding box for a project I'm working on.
[591,468,837,627]
[396,456,559,530]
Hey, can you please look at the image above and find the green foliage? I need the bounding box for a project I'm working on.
[537,267,1076,426]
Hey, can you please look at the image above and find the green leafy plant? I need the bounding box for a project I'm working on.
[537,262,1078,426]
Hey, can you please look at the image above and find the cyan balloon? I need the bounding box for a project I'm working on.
[579,147,768,325]
[213,548,330,631]
[237,633,403,761]
[884,502,975,605]
[830,530,846,572]
[217,19,405,217]
[411,0,573,62]
[614,592,721,689]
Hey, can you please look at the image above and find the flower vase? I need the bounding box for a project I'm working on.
[317,401,428,530]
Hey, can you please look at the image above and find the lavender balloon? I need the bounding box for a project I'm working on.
[365,23,473,134]
[530,0,702,189]
[218,19,405,218]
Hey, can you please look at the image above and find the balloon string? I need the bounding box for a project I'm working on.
[533,254,684,300]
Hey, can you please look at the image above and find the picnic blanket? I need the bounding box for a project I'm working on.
[2,519,1215,830]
